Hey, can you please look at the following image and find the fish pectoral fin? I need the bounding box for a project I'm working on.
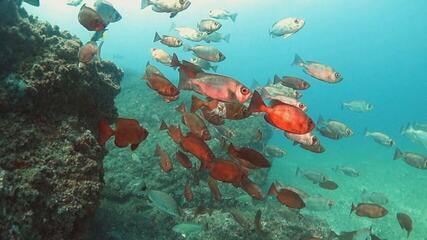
[283,33,294,39]
[170,12,178,18]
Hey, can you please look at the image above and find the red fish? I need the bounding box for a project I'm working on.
[78,4,106,31]
[184,182,193,202]
[171,54,252,103]
[240,177,264,200]
[155,144,173,173]
[98,118,149,151]
[191,95,251,120]
[209,159,245,184]
[228,144,271,169]
[248,91,315,134]
[176,103,211,141]
[268,183,305,209]
[143,62,179,102]
[175,151,193,169]
[207,176,222,201]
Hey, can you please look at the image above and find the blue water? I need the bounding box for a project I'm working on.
[27,0,427,239]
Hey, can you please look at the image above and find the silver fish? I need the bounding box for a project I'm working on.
[270,17,305,39]
[198,19,222,34]
[153,32,182,47]
[360,189,389,205]
[342,100,374,113]
[401,124,427,148]
[364,130,394,147]
[204,32,230,43]
[141,0,191,18]
[394,148,427,169]
[190,57,218,72]
[148,190,180,216]
[208,9,237,22]
[94,0,122,25]
[184,45,225,62]
[292,54,343,83]
[335,165,359,177]
[295,167,327,184]
[78,41,103,68]
[175,27,207,42]
[318,116,353,138]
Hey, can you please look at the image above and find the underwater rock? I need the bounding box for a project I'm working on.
[0,1,123,239]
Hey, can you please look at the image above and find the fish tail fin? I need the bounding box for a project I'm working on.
[350,204,357,216]
[153,32,161,42]
[97,41,104,61]
[295,166,300,176]
[267,182,277,196]
[175,102,186,113]
[224,33,231,43]
[211,65,218,72]
[364,128,369,136]
[191,95,206,112]
[248,91,267,113]
[317,115,325,126]
[98,120,114,145]
[140,0,151,9]
[159,120,168,130]
[183,44,192,52]
[171,53,180,70]
[169,22,176,32]
[273,74,281,84]
[292,54,304,67]
[229,13,238,22]
[394,148,402,160]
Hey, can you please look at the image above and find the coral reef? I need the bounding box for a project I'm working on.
[0,1,123,239]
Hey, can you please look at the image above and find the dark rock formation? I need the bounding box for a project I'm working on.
[0,1,123,239]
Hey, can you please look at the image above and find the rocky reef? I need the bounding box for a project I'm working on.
[0,1,123,239]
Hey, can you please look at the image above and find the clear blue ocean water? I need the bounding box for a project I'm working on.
[26,0,427,239]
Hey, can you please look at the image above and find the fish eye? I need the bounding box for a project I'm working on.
[312,137,318,144]
[335,72,341,79]
[298,103,304,109]
[179,0,184,4]
[346,129,352,135]
[294,19,299,24]
[240,87,250,95]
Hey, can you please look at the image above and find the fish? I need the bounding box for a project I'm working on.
[190,57,218,72]
[94,0,122,25]
[292,54,343,83]
[23,0,40,7]
[268,183,305,209]
[147,190,180,217]
[175,150,193,169]
[360,189,389,205]
[207,176,222,201]
[260,83,302,99]
[204,32,231,43]
[414,122,427,131]
[209,159,245,184]
[295,167,327,184]
[305,195,335,211]
[285,131,318,146]
[396,212,412,238]
[78,4,106,31]
[364,129,394,147]
[153,32,182,48]
[66,0,83,7]
[183,182,193,202]
[266,95,308,112]
[155,144,173,172]
[208,9,237,22]
[98,118,149,151]
[78,41,103,68]
[200,108,225,125]
[171,54,252,103]
[172,223,203,238]
[350,203,388,218]
[401,124,427,148]
[151,48,172,66]
[254,210,267,237]
[299,142,326,153]
[191,96,251,120]
[141,0,191,18]
[198,19,222,34]
[394,148,427,169]
[273,75,310,90]
[342,100,374,113]
[264,145,286,158]
[317,116,353,138]
[176,103,211,141]
[228,144,271,169]
[319,180,338,190]
[270,17,305,39]
[175,27,207,42]
[240,178,263,200]
[317,126,341,140]
[249,91,315,134]
[183,45,225,62]
[334,166,359,177]
[228,209,251,229]
[142,62,179,102]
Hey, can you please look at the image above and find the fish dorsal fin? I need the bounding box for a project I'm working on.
[270,99,286,107]
[182,60,204,74]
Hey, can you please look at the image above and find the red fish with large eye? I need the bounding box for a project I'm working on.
[98,118,149,151]
[154,144,173,173]
[209,159,245,184]
[78,4,106,31]
[143,62,180,102]
[248,91,315,134]
[171,54,252,103]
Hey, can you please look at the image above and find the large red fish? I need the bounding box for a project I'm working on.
[228,144,271,169]
[248,91,315,134]
[209,159,246,184]
[176,103,211,141]
[143,62,180,102]
[171,54,252,103]
[98,118,148,151]
[78,4,106,31]
[268,183,305,209]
